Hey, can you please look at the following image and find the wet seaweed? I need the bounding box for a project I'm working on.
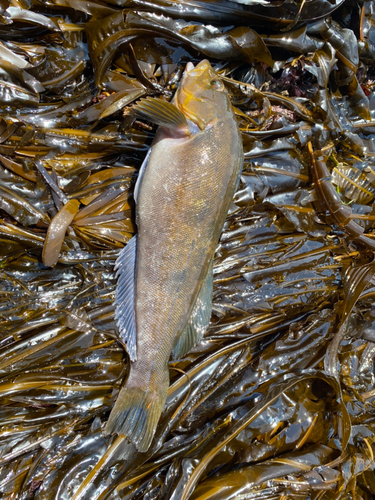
[1,0,375,499]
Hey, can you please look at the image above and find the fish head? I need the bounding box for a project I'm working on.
[176,60,230,131]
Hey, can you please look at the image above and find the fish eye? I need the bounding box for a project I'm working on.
[210,79,224,90]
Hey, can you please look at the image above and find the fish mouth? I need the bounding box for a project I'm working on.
[184,60,211,78]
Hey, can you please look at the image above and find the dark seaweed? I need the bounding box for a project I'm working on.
[0,1,375,499]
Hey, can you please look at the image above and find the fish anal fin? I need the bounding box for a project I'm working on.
[114,235,137,361]
[131,97,189,131]
[172,260,213,360]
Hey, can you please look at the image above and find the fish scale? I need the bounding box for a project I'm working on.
[137,125,239,366]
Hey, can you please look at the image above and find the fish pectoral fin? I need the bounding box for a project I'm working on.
[131,97,189,131]
[172,259,213,360]
[114,234,137,361]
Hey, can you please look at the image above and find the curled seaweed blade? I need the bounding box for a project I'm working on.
[42,200,80,267]
[0,154,37,182]
[190,445,334,500]
[86,10,272,85]
[74,89,146,125]
[0,182,50,226]
[325,260,375,379]
[342,260,375,322]
[179,370,349,500]
[331,165,375,204]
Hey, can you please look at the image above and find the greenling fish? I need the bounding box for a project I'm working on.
[105,60,243,451]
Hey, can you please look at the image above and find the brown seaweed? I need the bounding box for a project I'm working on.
[0,0,375,499]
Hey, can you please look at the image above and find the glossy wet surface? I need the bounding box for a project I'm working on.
[0,1,375,498]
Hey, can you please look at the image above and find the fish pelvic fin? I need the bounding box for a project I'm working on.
[105,384,166,452]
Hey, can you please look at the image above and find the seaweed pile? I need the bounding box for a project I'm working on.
[1,0,375,498]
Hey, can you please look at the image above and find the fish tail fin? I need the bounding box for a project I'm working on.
[105,385,165,452]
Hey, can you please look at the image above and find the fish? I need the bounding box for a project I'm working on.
[105,59,244,452]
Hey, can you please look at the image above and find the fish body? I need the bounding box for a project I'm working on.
[106,60,243,451]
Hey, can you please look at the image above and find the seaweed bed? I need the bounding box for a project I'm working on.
[1,0,375,498]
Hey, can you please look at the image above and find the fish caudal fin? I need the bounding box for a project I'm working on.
[105,385,165,452]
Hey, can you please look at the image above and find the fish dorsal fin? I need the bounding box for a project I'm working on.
[172,259,213,360]
[134,149,151,204]
[131,97,188,130]
[114,235,137,361]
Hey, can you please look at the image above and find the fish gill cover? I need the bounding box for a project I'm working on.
[0,0,375,499]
